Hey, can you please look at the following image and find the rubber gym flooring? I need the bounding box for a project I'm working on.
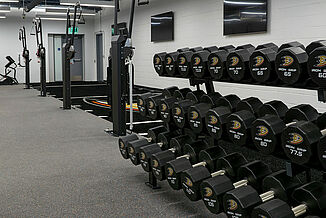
[0,85,215,217]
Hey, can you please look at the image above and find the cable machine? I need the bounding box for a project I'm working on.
[19,26,31,89]
[33,18,46,96]
[62,3,81,110]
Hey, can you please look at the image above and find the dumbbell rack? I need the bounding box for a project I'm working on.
[156,74,326,184]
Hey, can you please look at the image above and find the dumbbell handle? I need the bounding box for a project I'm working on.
[192,161,207,168]
[177,154,190,159]
[233,179,248,189]
[285,121,297,127]
[259,190,275,202]
[292,204,308,217]
[211,169,226,177]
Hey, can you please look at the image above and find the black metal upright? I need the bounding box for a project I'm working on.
[34,18,46,96]
[62,4,79,110]
[19,26,31,89]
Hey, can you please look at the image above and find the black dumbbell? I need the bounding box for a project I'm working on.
[226,44,256,81]
[159,88,192,123]
[146,86,179,120]
[127,130,181,166]
[191,46,220,78]
[222,170,302,218]
[165,48,190,76]
[151,138,209,180]
[281,112,326,165]
[181,152,247,201]
[177,47,204,78]
[188,92,223,133]
[205,94,241,140]
[153,52,167,76]
[137,92,160,117]
[165,145,226,190]
[207,45,236,80]
[139,132,198,172]
[200,160,271,214]
[250,43,279,84]
[172,90,206,129]
[118,125,167,159]
[251,104,318,155]
[275,41,308,85]
[226,97,263,146]
[307,40,326,88]
[251,181,326,218]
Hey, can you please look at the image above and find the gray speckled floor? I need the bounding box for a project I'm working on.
[0,85,215,217]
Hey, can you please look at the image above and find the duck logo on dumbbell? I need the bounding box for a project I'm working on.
[257,125,269,137]
[209,115,218,125]
[119,141,125,149]
[203,187,213,198]
[315,55,326,67]
[167,167,174,176]
[152,159,159,168]
[190,111,199,120]
[226,199,238,211]
[167,57,172,64]
[210,57,219,66]
[175,107,182,116]
[184,177,193,187]
[254,56,265,67]
[288,133,303,145]
[140,152,146,161]
[161,103,167,112]
[231,120,241,130]
[129,147,135,154]
[193,57,201,66]
[139,99,144,106]
[155,57,161,65]
[230,56,239,66]
[179,57,186,65]
[148,101,154,109]
[281,55,294,67]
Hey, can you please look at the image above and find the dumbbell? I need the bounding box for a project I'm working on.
[159,88,192,123]
[153,52,167,76]
[226,44,256,81]
[249,43,279,83]
[147,86,179,119]
[207,45,235,80]
[187,92,223,133]
[251,181,326,218]
[172,90,206,129]
[307,40,326,88]
[146,86,179,120]
[181,152,247,201]
[165,48,190,76]
[205,94,241,140]
[137,92,160,117]
[226,97,263,146]
[200,160,271,214]
[191,46,220,78]
[177,47,204,78]
[251,104,318,155]
[165,145,226,190]
[139,132,197,172]
[118,125,167,159]
[281,111,326,165]
[151,137,209,180]
[222,170,302,218]
[275,41,308,85]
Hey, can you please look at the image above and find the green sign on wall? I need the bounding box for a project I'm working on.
[68,27,79,34]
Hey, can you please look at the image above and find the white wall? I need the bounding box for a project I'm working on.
[0,14,96,83]
[94,0,326,112]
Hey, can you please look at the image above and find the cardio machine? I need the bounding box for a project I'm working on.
[0,56,18,85]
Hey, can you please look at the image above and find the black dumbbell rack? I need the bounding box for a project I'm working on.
[154,74,326,184]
